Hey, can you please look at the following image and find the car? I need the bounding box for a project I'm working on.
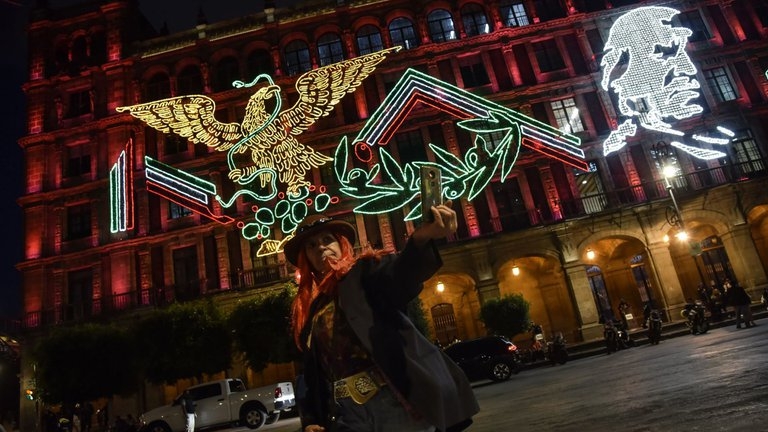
[443,336,521,382]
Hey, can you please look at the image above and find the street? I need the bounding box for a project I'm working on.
[239,320,768,431]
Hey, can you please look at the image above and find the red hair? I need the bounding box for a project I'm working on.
[290,231,384,349]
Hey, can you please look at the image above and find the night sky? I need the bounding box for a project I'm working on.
[0,0,301,319]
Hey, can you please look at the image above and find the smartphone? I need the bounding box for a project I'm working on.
[420,166,443,223]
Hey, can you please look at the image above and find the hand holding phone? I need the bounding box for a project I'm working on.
[420,166,443,223]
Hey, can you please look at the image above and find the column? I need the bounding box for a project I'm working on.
[647,241,686,315]
[215,231,231,290]
[563,262,602,340]
[721,224,768,297]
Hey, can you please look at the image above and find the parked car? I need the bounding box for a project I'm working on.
[139,378,294,432]
[443,336,521,382]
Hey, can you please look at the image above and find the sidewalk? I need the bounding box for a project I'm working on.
[524,304,768,368]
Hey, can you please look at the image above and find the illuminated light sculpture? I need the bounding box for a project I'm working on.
[109,139,134,233]
[334,68,587,219]
[144,156,235,224]
[117,46,400,195]
[601,6,728,160]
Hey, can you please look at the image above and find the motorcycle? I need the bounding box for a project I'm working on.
[646,309,662,345]
[547,332,569,365]
[604,320,634,354]
[681,299,710,335]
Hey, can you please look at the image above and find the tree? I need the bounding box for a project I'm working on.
[228,285,299,372]
[31,323,139,405]
[407,297,431,340]
[479,293,531,339]
[133,300,232,384]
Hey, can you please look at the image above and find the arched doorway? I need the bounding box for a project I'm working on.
[586,265,615,323]
[696,235,737,288]
[431,303,458,345]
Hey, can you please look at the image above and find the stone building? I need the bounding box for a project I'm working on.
[16,0,768,427]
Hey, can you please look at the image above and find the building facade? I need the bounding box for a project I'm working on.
[17,0,768,427]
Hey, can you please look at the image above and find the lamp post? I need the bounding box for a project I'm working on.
[651,141,687,241]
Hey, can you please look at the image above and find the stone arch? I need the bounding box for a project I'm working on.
[420,272,484,343]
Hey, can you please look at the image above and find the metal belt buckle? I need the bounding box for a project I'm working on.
[334,371,380,405]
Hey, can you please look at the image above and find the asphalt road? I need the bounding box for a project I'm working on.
[238,319,768,432]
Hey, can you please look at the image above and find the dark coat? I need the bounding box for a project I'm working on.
[728,285,751,306]
[299,238,479,431]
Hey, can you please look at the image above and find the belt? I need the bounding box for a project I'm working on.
[333,368,387,405]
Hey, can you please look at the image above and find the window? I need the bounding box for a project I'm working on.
[71,36,88,68]
[66,145,90,177]
[164,134,188,155]
[395,130,427,164]
[478,130,506,155]
[428,9,457,43]
[67,90,91,117]
[319,152,340,187]
[169,202,193,219]
[66,203,91,239]
[533,39,565,72]
[389,17,419,50]
[145,73,171,101]
[756,1,768,28]
[461,3,490,37]
[67,268,93,320]
[459,57,490,88]
[246,49,274,78]
[284,40,312,76]
[317,33,345,67]
[551,98,585,133]
[356,25,384,55]
[499,0,530,27]
[704,67,737,102]
[212,56,240,92]
[673,10,711,42]
[431,303,458,345]
[177,65,204,94]
[731,129,765,176]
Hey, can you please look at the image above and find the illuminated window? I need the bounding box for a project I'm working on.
[704,67,738,102]
[428,9,457,42]
[551,98,584,133]
[672,10,711,42]
[169,201,192,219]
[459,56,490,88]
[356,25,383,55]
[177,65,203,94]
[461,3,490,37]
[212,56,240,92]
[145,73,171,101]
[67,90,91,117]
[66,145,90,177]
[246,49,273,77]
[283,40,312,76]
[499,1,529,27]
[66,203,91,240]
[533,39,565,72]
[317,33,345,67]
[389,17,419,50]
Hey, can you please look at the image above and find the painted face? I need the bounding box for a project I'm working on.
[302,230,342,275]
[601,6,703,124]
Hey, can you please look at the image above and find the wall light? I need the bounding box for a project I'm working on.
[512,265,520,276]
[586,249,595,260]
[436,281,445,293]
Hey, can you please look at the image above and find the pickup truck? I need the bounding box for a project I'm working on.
[139,378,295,432]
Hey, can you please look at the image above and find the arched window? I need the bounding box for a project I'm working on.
[356,25,383,55]
[317,33,345,67]
[246,49,274,78]
[461,3,490,37]
[283,40,312,76]
[176,65,204,95]
[389,17,419,50]
[145,72,171,101]
[212,56,240,92]
[427,9,456,43]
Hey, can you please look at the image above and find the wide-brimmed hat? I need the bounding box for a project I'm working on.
[283,214,356,266]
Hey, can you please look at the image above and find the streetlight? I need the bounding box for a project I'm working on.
[651,141,687,240]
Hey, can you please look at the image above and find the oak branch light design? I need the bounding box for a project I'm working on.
[601,6,732,160]
[334,68,587,219]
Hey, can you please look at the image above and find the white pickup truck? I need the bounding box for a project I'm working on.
[139,378,295,432]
